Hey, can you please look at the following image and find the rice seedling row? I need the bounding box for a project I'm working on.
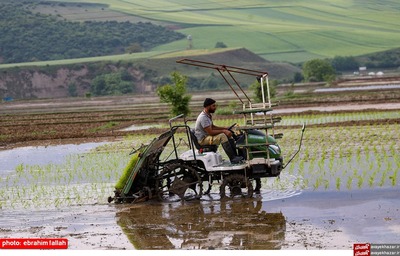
[1,110,398,209]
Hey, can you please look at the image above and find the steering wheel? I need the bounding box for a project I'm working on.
[227,123,239,140]
[227,123,237,132]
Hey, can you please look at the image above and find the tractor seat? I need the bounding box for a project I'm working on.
[189,129,218,153]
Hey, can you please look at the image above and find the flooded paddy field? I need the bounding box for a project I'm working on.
[0,107,399,250]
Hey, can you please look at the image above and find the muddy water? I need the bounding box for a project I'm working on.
[117,199,286,249]
[116,188,400,250]
[1,143,399,250]
[0,142,107,171]
[0,142,134,249]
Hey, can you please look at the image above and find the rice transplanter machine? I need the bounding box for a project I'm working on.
[108,59,305,203]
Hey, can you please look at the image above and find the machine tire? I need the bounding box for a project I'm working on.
[220,174,253,199]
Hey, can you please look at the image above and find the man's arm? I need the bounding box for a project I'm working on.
[212,124,227,130]
[204,125,232,137]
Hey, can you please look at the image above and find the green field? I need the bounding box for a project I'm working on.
[51,0,400,63]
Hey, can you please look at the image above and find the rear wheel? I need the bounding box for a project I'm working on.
[220,174,253,199]
[156,162,203,201]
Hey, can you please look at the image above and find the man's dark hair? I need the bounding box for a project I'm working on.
[203,98,216,107]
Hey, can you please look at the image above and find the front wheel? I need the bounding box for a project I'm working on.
[220,174,253,199]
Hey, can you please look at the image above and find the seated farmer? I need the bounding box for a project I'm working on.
[195,98,243,164]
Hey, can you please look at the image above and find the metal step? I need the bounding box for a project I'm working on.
[233,108,273,114]
[238,124,274,130]
[246,116,282,125]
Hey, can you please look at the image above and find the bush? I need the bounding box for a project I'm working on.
[215,42,227,48]
[331,56,359,71]
[90,70,134,96]
[200,73,223,90]
[68,83,78,97]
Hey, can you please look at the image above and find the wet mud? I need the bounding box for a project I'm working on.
[1,188,398,250]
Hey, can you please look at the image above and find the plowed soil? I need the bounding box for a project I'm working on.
[1,88,399,149]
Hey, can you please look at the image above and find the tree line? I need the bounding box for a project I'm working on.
[0,1,185,63]
[293,49,400,84]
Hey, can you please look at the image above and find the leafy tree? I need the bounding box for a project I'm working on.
[156,72,192,117]
[250,79,277,103]
[302,59,336,82]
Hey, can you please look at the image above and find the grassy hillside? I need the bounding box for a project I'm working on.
[46,0,400,63]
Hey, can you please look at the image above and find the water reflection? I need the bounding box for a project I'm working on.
[116,199,286,249]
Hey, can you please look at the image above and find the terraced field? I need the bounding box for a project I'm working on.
[1,84,399,147]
